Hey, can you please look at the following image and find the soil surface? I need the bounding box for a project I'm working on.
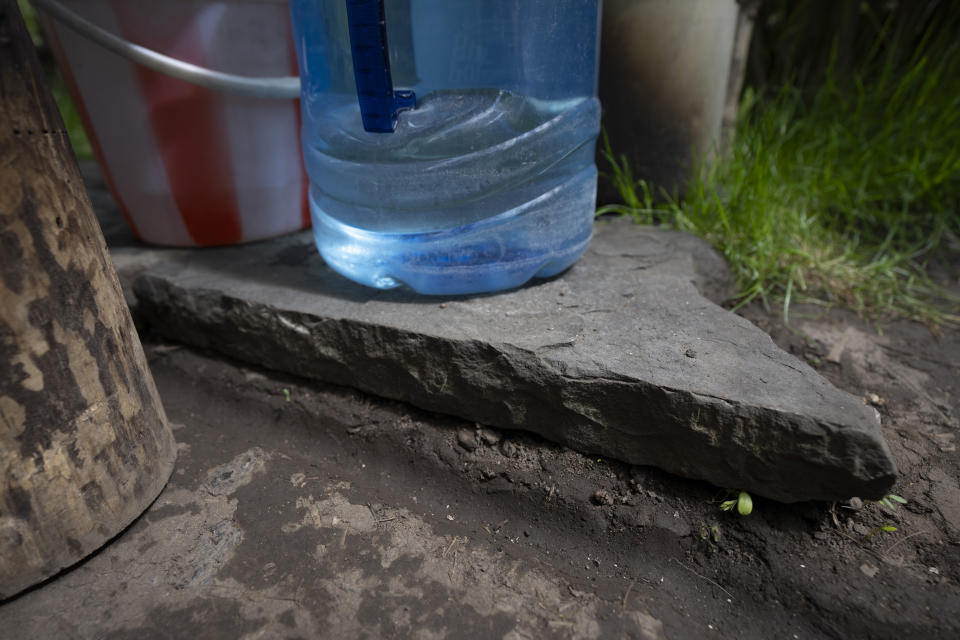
[1,302,958,638]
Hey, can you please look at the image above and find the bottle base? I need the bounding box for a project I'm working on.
[311,166,597,295]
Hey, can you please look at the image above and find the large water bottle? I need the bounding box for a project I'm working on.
[290,0,602,295]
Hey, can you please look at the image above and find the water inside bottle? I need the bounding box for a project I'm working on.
[303,88,601,293]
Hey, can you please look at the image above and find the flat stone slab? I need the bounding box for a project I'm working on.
[123,216,895,503]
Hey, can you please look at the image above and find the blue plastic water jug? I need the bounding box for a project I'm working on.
[290,0,602,295]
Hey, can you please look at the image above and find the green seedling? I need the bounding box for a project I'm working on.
[866,524,898,540]
[698,524,721,544]
[879,494,907,512]
[720,491,753,516]
[859,495,906,540]
[698,523,722,553]
[282,388,291,402]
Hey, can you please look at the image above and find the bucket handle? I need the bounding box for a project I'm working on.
[33,0,301,99]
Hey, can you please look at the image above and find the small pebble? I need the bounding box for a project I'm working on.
[476,426,502,446]
[457,428,479,452]
[591,490,614,506]
[500,440,518,457]
[685,348,697,358]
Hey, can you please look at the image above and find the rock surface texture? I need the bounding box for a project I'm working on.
[130,219,896,502]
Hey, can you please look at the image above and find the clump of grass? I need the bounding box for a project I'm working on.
[601,9,960,326]
[18,0,93,159]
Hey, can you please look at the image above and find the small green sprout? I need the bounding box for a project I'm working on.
[879,494,907,512]
[860,495,907,540]
[866,524,898,540]
[282,388,291,402]
[720,491,753,516]
[698,523,722,553]
[698,524,721,544]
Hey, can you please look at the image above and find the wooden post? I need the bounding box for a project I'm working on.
[598,0,745,196]
[719,1,758,155]
[0,0,176,599]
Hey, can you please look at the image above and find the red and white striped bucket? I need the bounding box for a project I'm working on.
[37,0,310,247]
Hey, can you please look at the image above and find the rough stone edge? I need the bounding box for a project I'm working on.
[132,274,895,503]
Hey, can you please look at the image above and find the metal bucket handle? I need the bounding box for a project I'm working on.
[33,0,301,99]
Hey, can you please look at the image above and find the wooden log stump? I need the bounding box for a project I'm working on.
[0,0,176,599]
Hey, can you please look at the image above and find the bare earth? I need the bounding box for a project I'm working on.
[0,298,958,638]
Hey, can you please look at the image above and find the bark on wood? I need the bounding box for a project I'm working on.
[0,0,176,599]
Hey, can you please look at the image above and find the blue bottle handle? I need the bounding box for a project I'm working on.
[346,0,416,133]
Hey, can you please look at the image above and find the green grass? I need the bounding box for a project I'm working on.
[50,73,93,160]
[600,11,960,327]
[18,0,93,159]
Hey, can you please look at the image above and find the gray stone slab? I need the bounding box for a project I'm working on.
[129,219,896,502]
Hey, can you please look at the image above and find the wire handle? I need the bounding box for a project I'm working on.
[33,0,301,99]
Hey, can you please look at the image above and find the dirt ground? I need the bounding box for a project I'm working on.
[2,297,958,638]
[730,303,960,637]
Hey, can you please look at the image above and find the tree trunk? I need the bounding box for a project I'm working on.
[0,0,176,599]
